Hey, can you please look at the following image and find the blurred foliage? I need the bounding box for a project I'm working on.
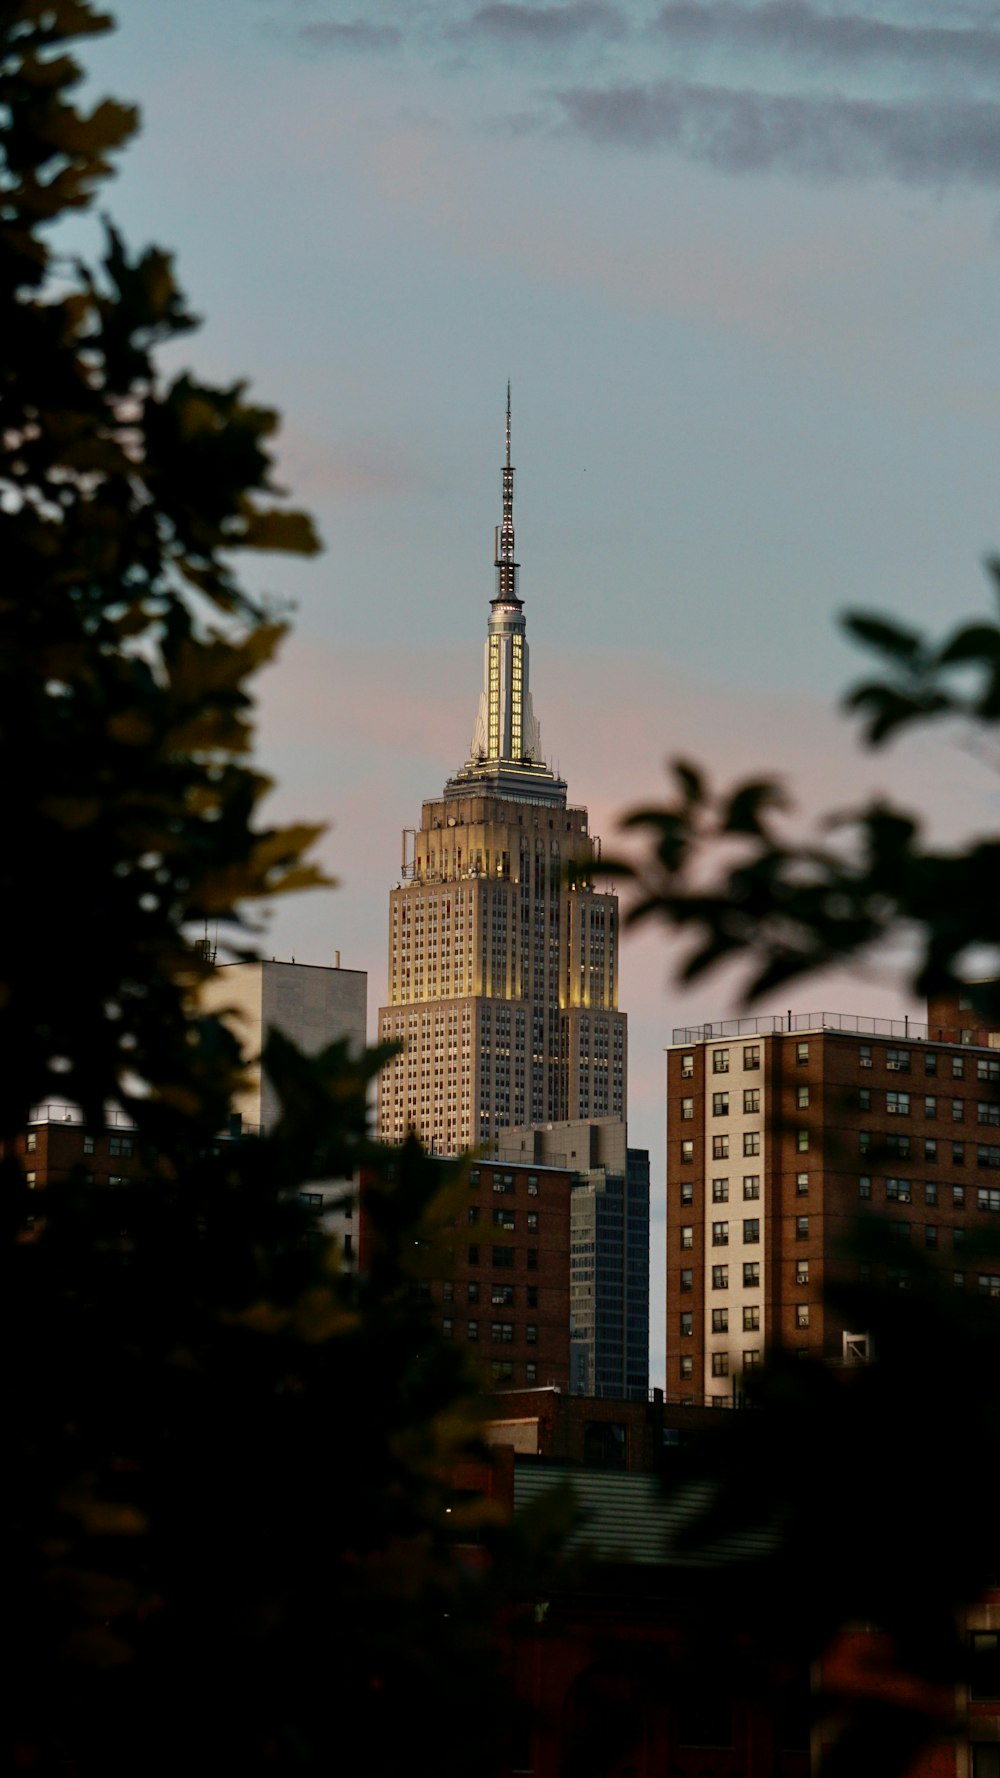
[613,562,1000,1771]
[2,6,553,1772]
[613,558,1000,1016]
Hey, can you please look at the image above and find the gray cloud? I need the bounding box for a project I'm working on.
[651,2,1000,80]
[555,79,1000,185]
[298,20,402,51]
[459,3,627,46]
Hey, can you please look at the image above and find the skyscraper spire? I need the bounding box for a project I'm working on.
[494,379,519,608]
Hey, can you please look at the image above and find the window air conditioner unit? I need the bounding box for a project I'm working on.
[887,1061,901,1071]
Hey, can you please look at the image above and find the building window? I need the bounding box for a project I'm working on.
[796,1085,810,1109]
[796,1130,809,1152]
[795,1172,809,1195]
[526,1285,538,1309]
[859,1044,872,1068]
[743,1131,760,1157]
[886,1091,909,1116]
[711,1221,729,1246]
[859,1087,871,1112]
[925,1138,938,1162]
[467,1282,480,1303]
[299,1191,322,1209]
[860,1131,871,1154]
[859,1174,872,1199]
[925,1180,938,1206]
[527,1211,538,1232]
[680,1267,693,1292]
[978,1273,1000,1297]
[527,1175,539,1195]
[83,1134,95,1155]
[680,1312,693,1337]
[954,1227,966,1250]
[713,1135,730,1160]
[743,1218,760,1244]
[712,1177,729,1202]
[681,1140,694,1164]
[443,1281,454,1303]
[952,1098,965,1122]
[886,1047,910,1073]
[712,1049,730,1074]
[886,1177,911,1203]
[493,1207,515,1229]
[952,1055,965,1080]
[978,1100,1000,1125]
[680,1179,694,1204]
[743,1262,760,1287]
[681,1225,694,1250]
[468,1245,480,1265]
[681,1053,694,1078]
[526,1324,538,1344]
[925,1095,938,1119]
[467,1320,479,1341]
[712,1092,729,1116]
[953,1141,966,1165]
[796,1303,810,1328]
[978,1187,1000,1212]
[680,1354,694,1379]
[711,1265,728,1288]
[743,1348,762,1368]
[744,1045,760,1070]
[796,1043,809,1064]
[795,1216,809,1240]
[977,1056,1000,1082]
[795,1259,809,1284]
[970,1631,1000,1700]
[925,1225,938,1248]
[743,1175,760,1200]
[527,1248,538,1270]
[711,1352,729,1377]
[743,1304,760,1331]
[26,1131,37,1153]
[953,1184,966,1207]
[681,1097,694,1120]
[712,1308,729,1332]
[492,1246,515,1267]
[491,1360,514,1383]
[492,1321,515,1343]
[492,1284,514,1306]
[924,1051,938,1076]
[525,1361,538,1383]
[442,1318,454,1338]
[468,1206,480,1225]
[744,1088,760,1114]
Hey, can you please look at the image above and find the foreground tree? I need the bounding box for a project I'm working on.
[615,565,1000,1774]
[2,6,540,1771]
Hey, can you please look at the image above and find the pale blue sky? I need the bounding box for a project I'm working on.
[74,1,999,1380]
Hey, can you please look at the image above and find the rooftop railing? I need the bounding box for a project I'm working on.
[671,1009,1000,1048]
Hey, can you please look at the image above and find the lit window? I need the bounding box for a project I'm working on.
[796,1085,809,1109]
[681,1140,694,1164]
[795,1259,809,1285]
[796,1130,809,1152]
[796,1304,810,1328]
[796,1172,809,1195]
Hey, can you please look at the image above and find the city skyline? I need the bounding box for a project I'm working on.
[70,0,1000,1382]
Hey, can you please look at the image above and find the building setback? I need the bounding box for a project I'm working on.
[665,1002,1000,1403]
[377,393,626,1156]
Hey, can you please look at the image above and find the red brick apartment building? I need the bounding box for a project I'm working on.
[665,1000,1000,1403]
[426,1157,574,1393]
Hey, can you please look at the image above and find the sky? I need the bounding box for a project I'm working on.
[74,0,999,1382]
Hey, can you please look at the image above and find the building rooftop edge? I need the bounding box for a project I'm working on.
[667,1008,1000,1049]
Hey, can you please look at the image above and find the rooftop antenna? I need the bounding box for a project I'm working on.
[494,381,519,606]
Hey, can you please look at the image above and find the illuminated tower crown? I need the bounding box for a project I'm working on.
[446,385,566,807]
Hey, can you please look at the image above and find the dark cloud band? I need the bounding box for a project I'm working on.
[298,20,402,51]
[555,79,1000,186]
[652,1,1000,79]
[458,2,627,46]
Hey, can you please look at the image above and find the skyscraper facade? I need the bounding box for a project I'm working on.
[377,395,626,1156]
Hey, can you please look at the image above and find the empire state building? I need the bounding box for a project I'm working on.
[377,393,627,1155]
